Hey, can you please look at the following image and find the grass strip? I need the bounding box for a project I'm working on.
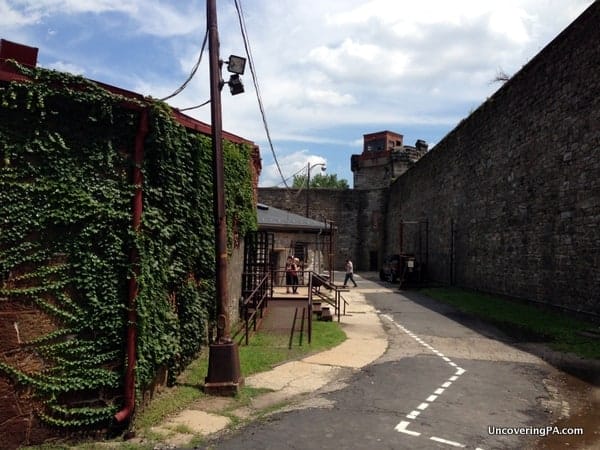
[134,319,346,430]
[421,287,600,360]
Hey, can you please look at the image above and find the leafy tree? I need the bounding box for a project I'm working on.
[292,173,349,189]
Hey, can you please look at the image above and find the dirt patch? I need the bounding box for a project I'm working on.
[529,369,600,450]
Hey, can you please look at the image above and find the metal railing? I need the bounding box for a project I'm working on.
[234,270,348,347]
[232,273,269,345]
[309,272,349,323]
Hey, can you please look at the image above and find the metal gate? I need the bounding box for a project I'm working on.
[242,231,274,301]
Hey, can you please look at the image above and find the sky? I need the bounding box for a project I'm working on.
[1,0,594,187]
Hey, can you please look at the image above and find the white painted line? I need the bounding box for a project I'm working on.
[395,421,421,436]
[430,436,466,447]
[407,410,420,419]
[382,314,477,447]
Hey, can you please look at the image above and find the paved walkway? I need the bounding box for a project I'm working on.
[142,272,387,447]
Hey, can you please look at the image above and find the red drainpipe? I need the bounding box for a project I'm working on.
[115,107,148,423]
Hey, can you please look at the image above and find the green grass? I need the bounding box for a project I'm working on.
[421,287,600,359]
[133,319,346,431]
[238,320,346,375]
[25,320,346,449]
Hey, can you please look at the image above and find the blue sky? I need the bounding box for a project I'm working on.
[1,0,593,187]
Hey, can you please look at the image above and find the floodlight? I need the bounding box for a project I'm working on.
[227,55,246,75]
[228,74,244,95]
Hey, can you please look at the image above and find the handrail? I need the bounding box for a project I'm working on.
[309,272,348,323]
[233,270,348,346]
[232,273,270,345]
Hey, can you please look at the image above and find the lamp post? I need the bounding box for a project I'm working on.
[204,0,245,396]
[305,162,326,217]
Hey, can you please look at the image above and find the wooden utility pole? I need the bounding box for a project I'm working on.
[204,0,243,395]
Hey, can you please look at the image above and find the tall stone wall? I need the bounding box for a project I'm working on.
[258,188,387,272]
[385,2,600,315]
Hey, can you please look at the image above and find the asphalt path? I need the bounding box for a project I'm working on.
[200,276,576,450]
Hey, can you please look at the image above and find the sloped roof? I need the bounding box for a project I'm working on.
[257,203,331,233]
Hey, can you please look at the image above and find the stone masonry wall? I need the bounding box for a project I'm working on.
[385,2,600,315]
[258,188,387,273]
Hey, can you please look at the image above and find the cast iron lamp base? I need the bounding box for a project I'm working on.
[204,341,244,395]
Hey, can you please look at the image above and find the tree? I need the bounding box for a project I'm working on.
[292,173,349,189]
[492,68,511,83]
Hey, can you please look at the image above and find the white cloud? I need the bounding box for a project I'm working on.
[0,1,40,27]
[47,60,85,75]
[1,0,202,37]
[259,150,327,188]
[0,0,594,187]
[306,88,356,107]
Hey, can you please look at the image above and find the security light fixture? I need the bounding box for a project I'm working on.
[226,55,246,75]
[227,74,244,95]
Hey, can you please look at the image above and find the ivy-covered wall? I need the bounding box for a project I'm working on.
[0,63,257,446]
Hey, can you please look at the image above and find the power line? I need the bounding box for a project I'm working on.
[270,164,309,189]
[159,29,209,102]
[178,99,211,111]
[233,0,289,188]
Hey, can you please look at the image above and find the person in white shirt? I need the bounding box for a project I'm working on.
[343,259,358,288]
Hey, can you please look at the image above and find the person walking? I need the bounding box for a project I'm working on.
[343,258,358,288]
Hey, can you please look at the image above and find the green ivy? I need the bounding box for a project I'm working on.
[0,62,257,430]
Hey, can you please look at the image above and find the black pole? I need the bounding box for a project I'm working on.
[204,0,243,395]
[208,0,227,343]
[305,162,310,217]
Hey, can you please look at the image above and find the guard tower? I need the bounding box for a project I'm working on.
[351,131,428,189]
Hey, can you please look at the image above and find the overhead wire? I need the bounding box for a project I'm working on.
[233,0,289,188]
[270,164,310,189]
[159,28,209,102]
[178,99,211,112]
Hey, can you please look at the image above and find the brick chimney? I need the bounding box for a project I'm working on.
[0,39,38,68]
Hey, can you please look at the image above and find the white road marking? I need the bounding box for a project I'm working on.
[381,313,484,449]
[395,421,421,436]
[430,436,466,447]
